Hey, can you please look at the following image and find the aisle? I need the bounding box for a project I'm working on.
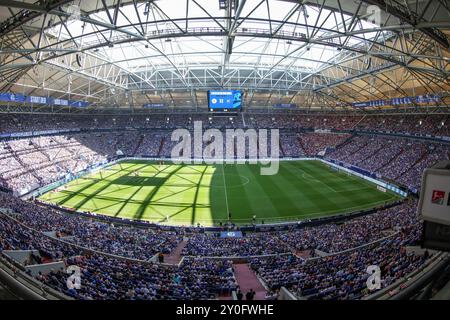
[163,240,187,265]
[234,263,267,300]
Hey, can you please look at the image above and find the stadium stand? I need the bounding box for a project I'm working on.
[0,0,449,303]
[0,115,448,194]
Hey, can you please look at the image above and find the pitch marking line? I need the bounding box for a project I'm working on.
[335,186,374,193]
[221,164,230,215]
[298,169,338,193]
[213,174,250,188]
[158,198,396,225]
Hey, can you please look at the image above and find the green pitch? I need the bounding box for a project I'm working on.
[39,160,400,226]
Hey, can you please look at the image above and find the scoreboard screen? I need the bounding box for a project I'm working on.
[208,90,242,112]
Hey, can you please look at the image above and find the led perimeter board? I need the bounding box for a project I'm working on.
[208,90,242,112]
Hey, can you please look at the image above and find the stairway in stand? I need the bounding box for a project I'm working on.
[279,142,285,157]
[233,263,267,300]
[132,134,145,156]
[157,136,166,157]
[163,240,187,265]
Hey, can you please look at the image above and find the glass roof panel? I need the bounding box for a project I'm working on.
[45,0,380,74]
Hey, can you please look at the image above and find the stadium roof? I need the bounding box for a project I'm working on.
[0,0,449,111]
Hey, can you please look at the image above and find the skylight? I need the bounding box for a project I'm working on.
[45,0,381,74]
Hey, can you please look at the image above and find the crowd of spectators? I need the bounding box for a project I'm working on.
[0,210,236,300]
[0,192,182,260]
[180,200,419,257]
[277,200,418,254]
[327,135,449,190]
[38,254,236,300]
[279,135,301,156]
[354,114,448,136]
[0,191,435,300]
[0,213,82,261]
[297,133,351,156]
[0,189,417,259]
[0,112,447,300]
[0,113,447,137]
[250,224,427,300]
[395,144,449,190]
[182,233,290,257]
[0,135,109,193]
[1,129,448,194]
